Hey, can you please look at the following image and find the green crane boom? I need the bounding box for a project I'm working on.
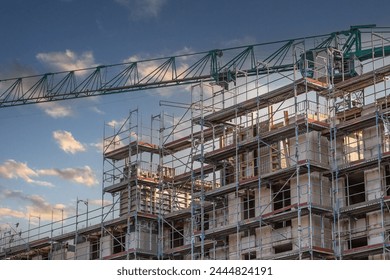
[1,25,390,108]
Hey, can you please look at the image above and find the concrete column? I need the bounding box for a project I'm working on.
[100,235,112,258]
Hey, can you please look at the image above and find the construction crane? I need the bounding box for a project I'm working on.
[1,24,390,108]
[298,24,390,81]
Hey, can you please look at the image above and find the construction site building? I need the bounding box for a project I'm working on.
[1,27,390,260]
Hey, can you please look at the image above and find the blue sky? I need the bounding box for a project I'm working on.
[1,0,390,233]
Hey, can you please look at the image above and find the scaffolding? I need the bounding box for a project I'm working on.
[2,26,390,260]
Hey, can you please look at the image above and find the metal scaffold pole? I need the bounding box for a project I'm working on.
[158,111,164,260]
[190,84,196,260]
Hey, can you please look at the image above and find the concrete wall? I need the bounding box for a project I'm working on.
[335,137,345,167]
[241,234,256,251]
[207,207,229,229]
[290,215,332,250]
[363,126,379,159]
[214,246,228,260]
[120,186,190,216]
[367,211,390,246]
[183,221,191,246]
[256,227,273,257]
[288,131,329,166]
[163,228,171,250]
[290,172,331,207]
[75,241,90,260]
[228,234,239,260]
[255,186,272,216]
[259,146,271,174]
[51,248,66,260]
[365,167,384,200]
[127,231,158,253]
[228,193,240,224]
[100,235,112,258]
[335,177,346,208]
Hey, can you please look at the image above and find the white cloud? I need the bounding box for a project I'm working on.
[0,61,36,80]
[36,49,96,73]
[130,131,138,141]
[162,115,193,140]
[102,117,141,151]
[0,188,67,221]
[0,62,37,101]
[26,202,66,222]
[37,102,74,118]
[173,47,194,57]
[152,86,180,97]
[103,134,124,153]
[88,199,111,207]
[38,166,98,187]
[0,207,25,219]
[103,118,127,151]
[53,130,86,154]
[90,141,103,153]
[0,160,53,187]
[123,53,189,97]
[124,55,189,82]
[0,159,97,188]
[0,160,37,181]
[90,106,105,115]
[124,55,161,79]
[106,118,126,128]
[115,0,166,20]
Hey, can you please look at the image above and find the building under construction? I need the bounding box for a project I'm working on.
[1,25,390,260]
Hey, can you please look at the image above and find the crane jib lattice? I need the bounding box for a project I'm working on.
[1,25,390,108]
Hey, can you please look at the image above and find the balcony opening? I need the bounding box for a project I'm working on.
[274,220,292,230]
[272,182,291,229]
[171,225,184,249]
[242,228,256,238]
[242,190,256,220]
[385,165,390,196]
[204,213,210,231]
[90,237,100,260]
[273,184,291,211]
[113,233,126,254]
[254,149,258,177]
[348,236,368,250]
[242,251,256,260]
[346,171,365,205]
[274,243,293,254]
[272,182,291,228]
[343,130,364,163]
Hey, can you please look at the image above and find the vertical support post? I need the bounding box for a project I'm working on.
[235,106,240,259]
[190,84,195,260]
[293,42,302,260]
[200,80,205,260]
[158,111,164,260]
[75,198,79,259]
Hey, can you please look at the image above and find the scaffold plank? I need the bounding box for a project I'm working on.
[104,141,159,160]
[164,125,232,153]
[339,196,390,217]
[328,64,390,98]
[342,242,390,259]
[198,78,327,125]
